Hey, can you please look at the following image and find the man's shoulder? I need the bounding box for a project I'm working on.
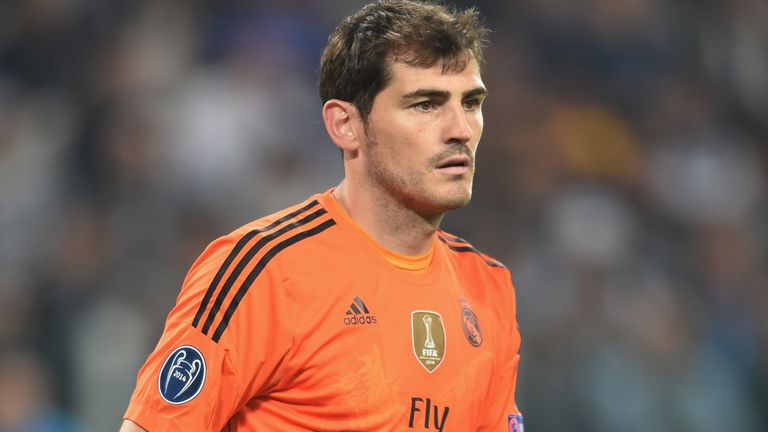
[230,194,328,237]
[209,194,336,263]
[175,194,340,343]
[437,230,509,274]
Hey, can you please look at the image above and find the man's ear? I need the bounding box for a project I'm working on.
[322,99,362,154]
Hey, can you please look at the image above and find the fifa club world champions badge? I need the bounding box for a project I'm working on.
[411,311,446,373]
[158,345,206,404]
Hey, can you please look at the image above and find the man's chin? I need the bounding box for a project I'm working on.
[444,195,472,210]
[433,190,473,212]
[401,184,473,216]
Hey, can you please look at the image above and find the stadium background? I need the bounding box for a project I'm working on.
[0,0,766,430]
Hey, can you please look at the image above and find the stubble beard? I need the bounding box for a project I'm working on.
[364,127,474,217]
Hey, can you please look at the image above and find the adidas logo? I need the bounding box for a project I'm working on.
[344,296,378,326]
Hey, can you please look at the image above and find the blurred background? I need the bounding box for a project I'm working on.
[0,0,766,430]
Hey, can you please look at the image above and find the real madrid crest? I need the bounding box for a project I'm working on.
[461,306,483,347]
[411,311,446,373]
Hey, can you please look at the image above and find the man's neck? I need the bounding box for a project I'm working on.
[332,181,441,256]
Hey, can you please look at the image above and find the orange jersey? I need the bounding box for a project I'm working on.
[125,189,522,431]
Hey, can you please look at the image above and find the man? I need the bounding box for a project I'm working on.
[121,1,522,430]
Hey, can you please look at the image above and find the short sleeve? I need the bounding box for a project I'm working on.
[124,232,292,431]
[477,273,523,431]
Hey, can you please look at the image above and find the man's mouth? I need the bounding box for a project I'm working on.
[436,155,472,174]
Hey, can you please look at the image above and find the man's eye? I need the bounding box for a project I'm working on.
[414,101,435,112]
[463,99,480,110]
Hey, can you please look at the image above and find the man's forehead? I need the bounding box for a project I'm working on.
[386,58,484,93]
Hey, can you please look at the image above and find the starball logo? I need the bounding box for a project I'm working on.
[343,296,377,326]
[158,346,206,405]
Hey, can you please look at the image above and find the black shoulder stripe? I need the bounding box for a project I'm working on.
[439,232,469,244]
[438,236,507,269]
[192,200,320,328]
[211,218,337,342]
[200,207,329,336]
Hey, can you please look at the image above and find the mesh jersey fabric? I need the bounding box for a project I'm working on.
[124,189,522,431]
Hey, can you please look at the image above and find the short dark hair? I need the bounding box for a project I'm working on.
[318,0,489,122]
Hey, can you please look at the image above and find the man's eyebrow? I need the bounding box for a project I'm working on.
[401,87,488,100]
[402,89,450,100]
[463,87,488,99]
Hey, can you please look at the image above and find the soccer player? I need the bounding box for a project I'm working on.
[120,0,523,430]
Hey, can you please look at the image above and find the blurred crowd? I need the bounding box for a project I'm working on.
[0,0,766,431]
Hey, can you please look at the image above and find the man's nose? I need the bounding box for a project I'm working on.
[443,104,473,144]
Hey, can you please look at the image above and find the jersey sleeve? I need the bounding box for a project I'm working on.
[478,272,523,431]
[124,232,292,431]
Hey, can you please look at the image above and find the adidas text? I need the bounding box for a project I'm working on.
[343,314,377,325]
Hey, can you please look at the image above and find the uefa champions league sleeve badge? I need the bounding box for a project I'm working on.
[158,345,206,404]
